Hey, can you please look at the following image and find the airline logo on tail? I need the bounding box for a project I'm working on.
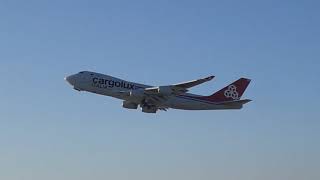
[196,78,251,103]
[224,85,239,100]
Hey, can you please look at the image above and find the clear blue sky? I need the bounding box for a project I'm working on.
[0,0,319,179]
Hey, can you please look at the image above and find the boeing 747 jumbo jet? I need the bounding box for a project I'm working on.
[65,71,251,113]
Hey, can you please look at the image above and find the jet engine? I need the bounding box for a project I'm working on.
[122,101,138,109]
[141,105,157,113]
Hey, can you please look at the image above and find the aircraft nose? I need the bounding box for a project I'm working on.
[65,75,76,85]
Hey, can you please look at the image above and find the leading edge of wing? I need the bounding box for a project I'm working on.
[173,75,215,89]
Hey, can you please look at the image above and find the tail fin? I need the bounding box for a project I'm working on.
[201,78,251,102]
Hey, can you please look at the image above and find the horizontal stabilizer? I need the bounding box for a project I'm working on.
[216,99,252,106]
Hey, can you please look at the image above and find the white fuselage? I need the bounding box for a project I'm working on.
[65,71,242,110]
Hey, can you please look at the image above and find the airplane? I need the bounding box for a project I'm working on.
[65,71,251,113]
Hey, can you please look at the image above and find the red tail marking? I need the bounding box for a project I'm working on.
[199,78,251,102]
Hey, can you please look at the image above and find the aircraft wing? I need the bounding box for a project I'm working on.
[173,75,215,89]
[120,76,214,111]
[144,75,214,95]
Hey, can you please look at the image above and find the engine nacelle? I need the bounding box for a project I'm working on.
[141,106,157,113]
[157,86,173,95]
[122,101,138,109]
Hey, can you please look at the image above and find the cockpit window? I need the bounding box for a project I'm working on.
[79,71,85,74]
